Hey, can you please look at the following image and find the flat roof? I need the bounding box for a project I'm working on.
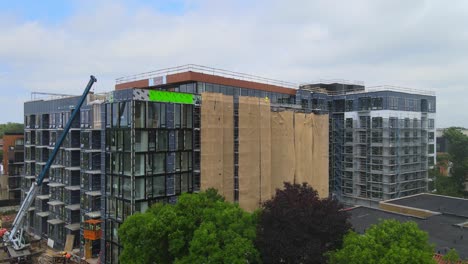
[115,64,297,95]
[349,206,468,258]
[386,193,468,218]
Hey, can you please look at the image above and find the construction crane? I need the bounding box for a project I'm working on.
[0,76,97,261]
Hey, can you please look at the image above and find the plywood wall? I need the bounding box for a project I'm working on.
[201,93,329,212]
[200,93,234,201]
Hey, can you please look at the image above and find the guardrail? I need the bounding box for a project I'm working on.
[115,64,299,89]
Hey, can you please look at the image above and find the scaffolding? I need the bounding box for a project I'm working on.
[339,115,430,206]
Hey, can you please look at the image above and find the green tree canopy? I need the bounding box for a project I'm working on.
[0,122,24,138]
[442,248,461,264]
[433,127,468,197]
[329,219,435,264]
[256,182,351,264]
[118,189,260,264]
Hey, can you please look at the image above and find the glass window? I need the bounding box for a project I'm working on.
[186,83,195,94]
[112,103,119,128]
[175,174,181,194]
[135,101,146,128]
[428,119,435,129]
[174,104,181,128]
[175,153,181,171]
[181,152,189,171]
[185,130,192,150]
[123,153,131,176]
[152,153,165,174]
[159,104,166,128]
[176,130,184,150]
[147,102,158,128]
[185,105,193,128]
[153,176,165,197]
[135,131,148,152]
[119,102,130,127]
[135,178,145,200]
[123,130,131,152]
[117,131,123,151]
[135,154,145,176]
[157,130,168,151]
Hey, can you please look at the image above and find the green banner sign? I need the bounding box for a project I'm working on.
[148,90,194,104]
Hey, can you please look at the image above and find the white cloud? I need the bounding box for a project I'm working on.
[0,0,467,127]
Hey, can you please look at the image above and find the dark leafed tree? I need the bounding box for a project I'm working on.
[256,182,351,264]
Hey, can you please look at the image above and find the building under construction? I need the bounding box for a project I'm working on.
[20,65,435,263]
[299,83,436,206]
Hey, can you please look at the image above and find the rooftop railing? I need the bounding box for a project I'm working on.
[115,64,299,89]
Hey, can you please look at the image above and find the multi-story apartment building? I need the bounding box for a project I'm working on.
[298,82,436,206]
[21,65,435,263]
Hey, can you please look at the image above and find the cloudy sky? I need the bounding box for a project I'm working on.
[0,0,467,127]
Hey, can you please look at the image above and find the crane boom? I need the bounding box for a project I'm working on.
[4,76,97,251]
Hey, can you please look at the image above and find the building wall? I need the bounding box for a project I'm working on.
[2,134,24,175]
[201,93,329,212]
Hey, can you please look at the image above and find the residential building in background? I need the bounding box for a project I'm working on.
[21,65,436,263]
[298,83,436,206]
[2,132,24,204]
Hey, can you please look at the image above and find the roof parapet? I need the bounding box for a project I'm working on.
[115,64,298,89]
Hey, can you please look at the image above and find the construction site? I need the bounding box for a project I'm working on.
[0,65,436,263]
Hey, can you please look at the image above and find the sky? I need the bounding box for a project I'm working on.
[0,0,467,127]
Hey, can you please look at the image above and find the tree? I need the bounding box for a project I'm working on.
[256,182,351,264]
[329,219,435,264]
[444,128,468,194]
[118,189,260,264]
[442,248,461,264]
[0,122,24,138]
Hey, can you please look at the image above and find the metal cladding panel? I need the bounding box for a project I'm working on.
[25,96,81,115]
[166,104,174,128]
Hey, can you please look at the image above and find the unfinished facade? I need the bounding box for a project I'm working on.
[298,83,436,206]
[23,94,105,257]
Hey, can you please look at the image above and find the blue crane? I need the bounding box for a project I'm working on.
[1,76,97,254]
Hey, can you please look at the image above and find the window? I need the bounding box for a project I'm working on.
[371,97,383,110]
[147,102,158,128]
[358,97,371,110]
[135,178,145,200]
[135,101,146,128]
[345,100,353,111]
[135,131,148,152]
[404,118,410,128]
[429,132,435,142]
[174,104,181,128]
[345,118,353,129]
[428,119,435,129]
[157,130,168,151]
[372,117,383,128]
[152,153,165,174]
[389,97,398,110]
[135,154,145,176]
[153,176,165,197]
[428,99,435,112]
[112,103,119,128]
